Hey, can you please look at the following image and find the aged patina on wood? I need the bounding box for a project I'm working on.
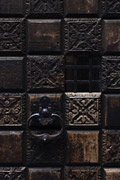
[0,0,120,179]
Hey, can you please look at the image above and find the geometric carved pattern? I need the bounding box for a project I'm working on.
[101,0,120,16]
[64,18,101,53]
[65,93,101,126]
[102,56,120,91]
[103,168,120,180]
[102,130,120,165]
[65,167,101,180]
[30,0,63,15]
[0,94,26,126]
[0,19,25,53]
[27,56,64,91]
[0,167,26,180]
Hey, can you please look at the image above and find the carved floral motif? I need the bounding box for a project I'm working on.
[0,19,25,53]
[102,130,120,165]
[30,0,63,14]
[65,167,101,180]
[101,0,120,15]
[0,167,25,180]
[65,93,101,126]
[0,94,25,126]
[27,56,64,90]
[102,56,120,91]
[64,18,101,52]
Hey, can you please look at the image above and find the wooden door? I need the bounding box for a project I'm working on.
[0,0,120,179]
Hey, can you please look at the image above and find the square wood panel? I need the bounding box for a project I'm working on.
[0,131,23,164]
[0,0,25,15]
[28,168,61,180]
[64,167,101,180]
[103,94,120,127]
[27,19,61,53]
[103,20,120,53]
[0,93,26,127]
[0,57,24,90]
[65,0,98,16]
[67,131,99,164]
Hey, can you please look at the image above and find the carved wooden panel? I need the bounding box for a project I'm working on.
[67,131,99,164]
[0,131,23,164]
[0,19,25,53]
[65,93,101,127]
[64,167,101,180]
[103,20,120,53]
[102,56,120,91]
[28,168,61,180]
[0,57,24,90]
[65,0,98,15]
[27,19,61,52]
[102,130,120,165]
[103,94,120,127]
[27,56,64,91]
[0,94,26,126]
[103,168,120,180]
[0,0,119,178]
[0,0,25,15]
[30,0,63,15]
[0,167,26,179]
[64,18,101,53]
[101,0,120,16]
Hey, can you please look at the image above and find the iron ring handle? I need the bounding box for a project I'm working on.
[27,113,64,141]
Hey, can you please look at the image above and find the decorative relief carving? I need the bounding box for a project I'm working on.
[101,0,120,15]
[104,168,120,180]
[27,56,64,91]
[102,56,120,91]
[65,167,101,180]
[0,167,26,180]
[0,19,25,53]
[30,0,63,15]
[0,94,26,126]
[65,93,101,126]
[64,18,101,53]
[102,130,120,165]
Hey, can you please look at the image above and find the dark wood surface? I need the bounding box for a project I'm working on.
[0,0,120,180]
